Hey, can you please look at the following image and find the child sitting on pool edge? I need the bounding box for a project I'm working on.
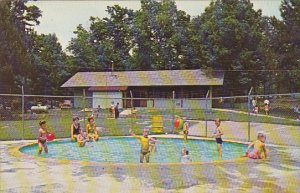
[244,131,268,159]
[86,116,99,142]
[71,117,82,141]
[37,120,48,154]
[77,132,89,147]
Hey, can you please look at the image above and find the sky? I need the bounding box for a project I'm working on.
[27,0,283,51]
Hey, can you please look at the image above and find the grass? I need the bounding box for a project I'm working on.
[0,108,299,141]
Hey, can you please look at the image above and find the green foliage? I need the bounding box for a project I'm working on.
[1,0,299,95]
[30,32,69,94]
[0,0,37,93]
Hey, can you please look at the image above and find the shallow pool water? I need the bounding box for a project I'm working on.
[20,137,247,163]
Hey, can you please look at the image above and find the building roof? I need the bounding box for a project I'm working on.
[61,69,224,88]
[88,86,128,91]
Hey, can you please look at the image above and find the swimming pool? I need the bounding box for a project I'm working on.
[20,137,247,163]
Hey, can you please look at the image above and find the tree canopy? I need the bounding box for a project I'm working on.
[1,0,299,95]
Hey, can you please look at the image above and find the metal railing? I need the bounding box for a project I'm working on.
[0,92,299,145]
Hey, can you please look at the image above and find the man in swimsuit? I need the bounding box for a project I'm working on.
[213,118,224,157]
[38,120,48,154]
[129,128,163,163]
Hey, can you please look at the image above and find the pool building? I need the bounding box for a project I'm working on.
[61,69,224,109]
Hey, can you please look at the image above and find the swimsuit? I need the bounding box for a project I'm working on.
[140,150,150,155]
[73,124,81,135]
[87,124,96,134]
[38,129,47,145]
[214,127,222,144]
[216,138,223,144]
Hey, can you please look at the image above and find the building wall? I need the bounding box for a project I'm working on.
[92,92,123,109]
[73,88,92,108]
[153,99,212,109]
[73,86,213,109]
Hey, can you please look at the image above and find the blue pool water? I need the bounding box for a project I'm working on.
[20,137,247,163]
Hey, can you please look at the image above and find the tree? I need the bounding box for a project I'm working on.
[90,5,135,71]
[30,32,69,94]
[68,25,99,72]
[279,0,300,92]
[131,0,193,70]
[199,0,271,95]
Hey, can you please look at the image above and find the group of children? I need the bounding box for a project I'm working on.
[37,116,268,162]
[70,116,99,146]
[252,97,271,115]
[37,116,99,154]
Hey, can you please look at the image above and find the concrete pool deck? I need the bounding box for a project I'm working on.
[1,136,300,193]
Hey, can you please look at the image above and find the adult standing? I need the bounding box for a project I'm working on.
[110,101,115,118]
[264,98,270,115]
[115,102,119,119]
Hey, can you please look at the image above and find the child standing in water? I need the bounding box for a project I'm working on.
[37,120,48,154]
[86,117,99,142]
[129,128,164,163]
[180,147,192,163]
[149,137,157,154]
[245,131,268,159]
[213,118,224,157]
[183,118,189,143]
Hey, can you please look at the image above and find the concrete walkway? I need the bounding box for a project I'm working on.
[1,138,300,193]
[188,120,300,146]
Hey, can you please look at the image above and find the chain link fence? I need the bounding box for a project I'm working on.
[0,93,299,145]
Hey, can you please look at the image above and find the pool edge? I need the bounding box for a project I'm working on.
[11,136,250,167]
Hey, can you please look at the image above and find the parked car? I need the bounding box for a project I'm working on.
[31,102,48,113]
[60,100,73,109]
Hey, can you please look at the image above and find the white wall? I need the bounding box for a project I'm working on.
[92,92,123,109]
[153,99,212,109]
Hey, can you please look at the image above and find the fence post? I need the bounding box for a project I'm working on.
[130,90,133,110]
[205,90,209,137]
[22,85,25,140]
[83,88,86,127]
[248,87,253,142]
[172,91,175,134]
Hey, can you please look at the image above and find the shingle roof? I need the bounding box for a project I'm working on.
[61,69,224,87]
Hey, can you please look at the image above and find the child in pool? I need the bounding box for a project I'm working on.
[129,128,164,163]
[183,118,189,143]
[37,120,48,154]
[86,116,99,142]
[245,131,268,159]
[149,137,157,153]
[213,118,224,157]
[181,148,192,163]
